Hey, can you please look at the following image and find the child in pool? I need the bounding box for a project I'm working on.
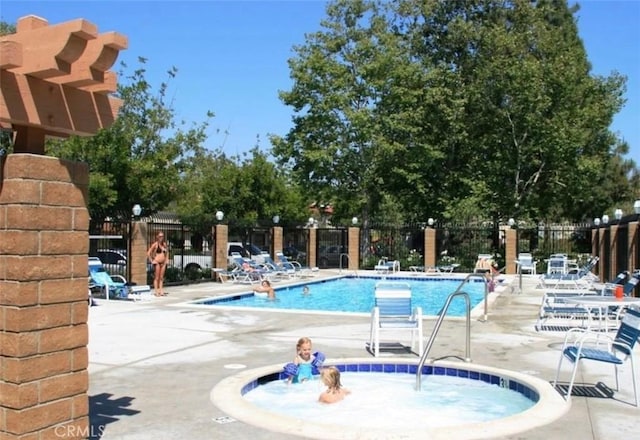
[318,366,350,404]
[284,337,324,384]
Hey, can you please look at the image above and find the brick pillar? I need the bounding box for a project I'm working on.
[271,226,283,256]
[129,221,148,286]
[0,154,90,439]
[347,227,359,270]
[214,224,228,270]
[591,228,599,276]
[307,228,317,268]
[424,228,436,268]
[629,222,638,275]
[505,228,517,275]
[610,225,618,282]
[599,228,607,283]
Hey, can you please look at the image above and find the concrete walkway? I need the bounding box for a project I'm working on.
[87,272,635,439]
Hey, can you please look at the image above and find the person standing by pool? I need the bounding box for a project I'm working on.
[147,231,168,297]
[318,366,350,404]
[253,279,275,299]
[284,337,324,384]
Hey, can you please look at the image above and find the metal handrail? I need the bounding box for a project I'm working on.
[415,273,489,390]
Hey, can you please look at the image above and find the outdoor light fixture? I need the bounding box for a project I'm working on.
[602,214,609,225]
[634,200,640,215]
[508,218,515,227]
[132,204,142,217]
[215,211,224,222]
[352,217,358,225]
[272,215,280,224]
[614,208,623,220]
[594,218,601,226]
[427,218,434,226]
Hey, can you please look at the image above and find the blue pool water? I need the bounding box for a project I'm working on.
[194,276,485,316]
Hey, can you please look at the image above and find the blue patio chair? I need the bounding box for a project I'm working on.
[88,257,129,300]
[553,306,640,407]
[276,251,318,277]
[228,252,264,283]
[261,254,297,279]
[368,281,423,357]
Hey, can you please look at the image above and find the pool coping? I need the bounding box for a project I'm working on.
[210,358,570,440]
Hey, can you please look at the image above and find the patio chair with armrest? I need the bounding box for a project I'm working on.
[553,306,640,407]
[368,281,423,357]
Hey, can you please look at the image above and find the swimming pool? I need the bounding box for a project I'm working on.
[211,358,568,440]
[191,276,486,316]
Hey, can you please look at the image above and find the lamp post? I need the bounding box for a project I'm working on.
[427,218,434,227]
[272,215,280,225]
[634,200,640,215]
[508,218,515,228]
[602,214,609,225]
[215,210,224,222]
[351,216,358,225]
[132,204,142,219]
[614,209,623,221]
[594,218,601,227]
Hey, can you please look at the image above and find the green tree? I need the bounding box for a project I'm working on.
[176,147,309,226]
[47,59,212,220]
[272,0,635,226]
[0,21,16,36]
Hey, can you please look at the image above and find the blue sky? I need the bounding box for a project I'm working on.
[2,0,639,161]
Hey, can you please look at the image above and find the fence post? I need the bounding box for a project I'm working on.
[307,228,317,268]
[130,220,148,286]
[272,226,283,256]
[599,228,608,283]
[348,226,359,270]
[629,221,638,275]
[591,228,599,277]
[610,224,618,281]
[424,227,437,268]
[214,224,228,273]
[505,228,517,274]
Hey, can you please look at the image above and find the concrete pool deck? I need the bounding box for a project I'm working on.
[87,271,636,439]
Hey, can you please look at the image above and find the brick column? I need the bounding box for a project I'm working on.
[505,228,517,275]
[129,221,148,286]
[307,228,317,268]
[424,228,436,268]
[0,154,90,439]
[271,226,283,256]
[214,224,228,271]
[347,227,359,270]
[629,222,638,275]
[591,228,599,276]
[599,228,607,283]
[610,225,618,282]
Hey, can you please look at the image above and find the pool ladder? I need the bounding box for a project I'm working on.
[339,253,350,274]
[415,273,490,390]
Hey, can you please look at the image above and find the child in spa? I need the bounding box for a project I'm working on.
[283,337,325,384]
[318,366,350,404]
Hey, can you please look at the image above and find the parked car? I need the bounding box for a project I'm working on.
[283,245,306,262]
[318,245,348,269]
[227,242,268,266]
[93,249,127,276]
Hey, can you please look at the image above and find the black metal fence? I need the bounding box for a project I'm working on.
[89,217,622,284]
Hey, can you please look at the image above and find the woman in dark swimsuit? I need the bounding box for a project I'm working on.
[147,232,168,296]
